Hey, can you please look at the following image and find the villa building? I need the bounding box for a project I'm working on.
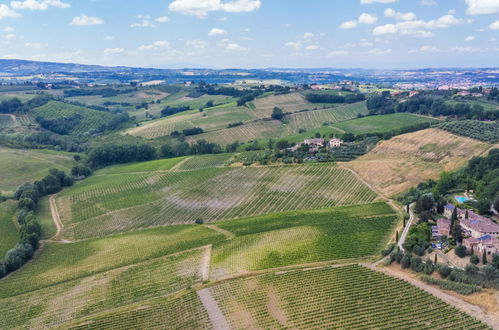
[329,138,344,148]
[463,235,499,262]
[444,204,499,238]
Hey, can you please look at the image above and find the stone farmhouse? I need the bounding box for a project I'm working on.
[432,219,451,238]
[463,235,499,262]
[443,204,499,238]
[289,138,344,153]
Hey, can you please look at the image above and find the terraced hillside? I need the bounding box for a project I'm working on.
[56,162,379,239]
[0,147,75,194]
[343,128,492,197]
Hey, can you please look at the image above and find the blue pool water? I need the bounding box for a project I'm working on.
[455,196,469,203]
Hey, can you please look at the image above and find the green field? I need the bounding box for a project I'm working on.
[210,203,397,277]
[0,147,75,194]
[0,248,208,329]
[209,264,489,329]
[30,101,116,134]
[0,225,224,298]
[331,113,438,135]
[57,163,379,240]
[0,115,15,129]
[0,201,19,257]
[36,196,57,240]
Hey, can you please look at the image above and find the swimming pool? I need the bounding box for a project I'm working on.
[455,196,469,203]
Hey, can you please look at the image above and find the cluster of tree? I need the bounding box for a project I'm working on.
[170,127,204,137]
[0,169,73,278]
[36,114,82,135]
[271,107,284,120]
[160,105,191,117]
[63,87,137,98]
[439,120,499,143]
[227,122,244,128]
[103,101,134,107]
[160,139,222,158]
[87,143,156,168]
[195,82,275,106]
[305,92,365,104]
[0,94,51,114]
[487,87,499,102]
[367,92,498,120]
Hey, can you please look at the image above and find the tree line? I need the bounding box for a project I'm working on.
[305,92,366,104]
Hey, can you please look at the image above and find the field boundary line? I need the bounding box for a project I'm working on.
[48,195,72,243]
[197,288,231,330]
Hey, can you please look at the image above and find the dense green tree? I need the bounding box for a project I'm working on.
[271,107,284,120]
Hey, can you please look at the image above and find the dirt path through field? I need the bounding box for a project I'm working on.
[48,195,72,243]
[364,263,498,328]
[197,288,231,330]
[204,224,235,240]
[201,245,212,282]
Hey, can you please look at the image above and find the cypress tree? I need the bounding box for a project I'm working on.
[482,250,488,265]
[465,210,469,219]
[396,231,399,242]
[434,253,437,264]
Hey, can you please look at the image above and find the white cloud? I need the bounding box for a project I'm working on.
[168,0,261,18]
[4,33,16,39]
[360,0,398,3]
[490,20,499,30]
[465,0,499,15]
[368,48,392,55]
[217,38,248,51]
[103,48,124,55]
[0,4,20,20]
[358,13,378,24]
[70,14,104,26]
[384,8,417,21]
[284,41,300,49]
[373,14,464,37]
[3,26,14,32]
[298,32,314,39]
[155,16,170,23]
[208,27,227,36]
[420,0,437,5]
[186,39,209,49]
[464,35,475,41]
[131,20,155,28]
[327,50,349,56]
[25,42,45,49]
[138,40,170,51]
[11,0,70,10]
[305,44,320,50]
[451,46,480,52]
[340,20,358,29]
[104,36,114,40]
[408,45,440,53]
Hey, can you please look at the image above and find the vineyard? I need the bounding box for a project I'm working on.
[190,102,367,145]
[438,120,499,143]
[0,225,224,298]
[0,115,14,129]
[332,113,438,135]
[56,164,380,239]
[0,248,207,329]
[210,203,397,278]
[0,147,75,194]
[249,92,312,118]
[209,264,489,329]
[30,101,116,134]
[343,128,491,197]
[173,154,234,171]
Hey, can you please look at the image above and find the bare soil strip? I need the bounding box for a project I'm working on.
[201,245,212,282]
[197,288,231,330]
[204,224,235,240]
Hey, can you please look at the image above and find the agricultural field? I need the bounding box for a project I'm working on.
[0,248,208,329]
[56,163,379,240]
[0,200,19,257]
[0,115,15,129]
[189,102,368,145]
[439,120,499,143]
[343,128,492,197]
[30,101,116,134]
[331,113,438,135]
[0,147,75,194]
[210,203,398,278]
[0,225,224,298]
[173,154,235,171]
[208,264,489,329]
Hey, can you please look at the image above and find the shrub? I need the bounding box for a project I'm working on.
[470,254,479,265]
[455,245,467,258]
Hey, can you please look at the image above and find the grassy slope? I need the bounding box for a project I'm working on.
[331,113,439,135]
[0,147,75,194]
[0,200,19,256]
[343,128,492,197]
[37,196,57,240]
[57,164,379,240]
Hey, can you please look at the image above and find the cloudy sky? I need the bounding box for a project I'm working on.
[0,0,498,68]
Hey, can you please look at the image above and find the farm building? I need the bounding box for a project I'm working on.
[436,219,451,237]
[463,235,499,262]
[329,138,344,148]
[444,204,499,238]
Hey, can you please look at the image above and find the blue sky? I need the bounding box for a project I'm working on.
[0,0,498,68]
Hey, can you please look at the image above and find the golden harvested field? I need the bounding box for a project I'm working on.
[342,128,492,197]
[250,93,311,117]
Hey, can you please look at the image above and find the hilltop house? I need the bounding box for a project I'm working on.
[290,138,325,153]
[329,138,344,148]
[436,219,451,237]
[444,204,499,238]
[463,235,499,262]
